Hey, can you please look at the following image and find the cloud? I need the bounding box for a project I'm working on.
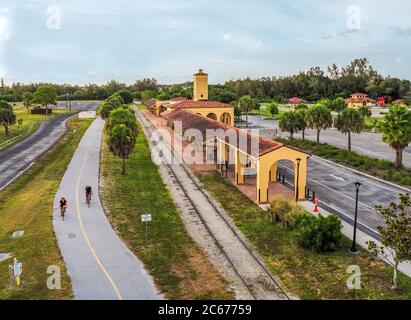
[0,14,11,77]
[219,32,263,49]
[0,14,10,41]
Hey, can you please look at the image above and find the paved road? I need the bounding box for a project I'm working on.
[0,102,100,191]
[241,114,411,168]
[53,117,161,300]
[238,115,409,239]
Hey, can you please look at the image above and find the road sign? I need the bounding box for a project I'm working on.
[141,214,152,222]
[141,214,152,243]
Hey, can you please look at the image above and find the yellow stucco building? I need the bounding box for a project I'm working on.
[163,109,309,204]
[145,69,234,126]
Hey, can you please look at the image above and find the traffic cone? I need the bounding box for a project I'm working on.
[314,198,319,213]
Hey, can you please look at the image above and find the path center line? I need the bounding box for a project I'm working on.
[75,121,123,300]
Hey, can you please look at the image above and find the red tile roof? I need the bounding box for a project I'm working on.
[144,98,157,108]
[170,97,188,102]
[168,100,232,109]
[162,109,287,157]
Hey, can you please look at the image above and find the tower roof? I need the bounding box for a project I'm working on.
[194,69,208,76]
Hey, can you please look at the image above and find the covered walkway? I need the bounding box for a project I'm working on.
[163,110,309,204]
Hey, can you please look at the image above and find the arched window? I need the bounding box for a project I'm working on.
[220,112,231,125]
[206,113,217,121]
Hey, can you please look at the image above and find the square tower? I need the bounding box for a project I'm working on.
[193,69,208,101]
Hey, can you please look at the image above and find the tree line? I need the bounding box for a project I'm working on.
[1,58,410,103]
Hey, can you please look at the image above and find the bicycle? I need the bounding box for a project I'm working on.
[60,206,67,220]
[86,193,92,208]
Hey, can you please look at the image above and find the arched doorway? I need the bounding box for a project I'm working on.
[207,113,217,121]
[220,112,232,125]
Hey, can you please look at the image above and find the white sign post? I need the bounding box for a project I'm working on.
[141,214,152,243]
[9,258,22,287]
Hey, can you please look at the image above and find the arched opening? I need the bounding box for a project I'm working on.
[220,112,232,125]
[207,113,217,121]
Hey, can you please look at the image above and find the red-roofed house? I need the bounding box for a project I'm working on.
[346,93,375,107]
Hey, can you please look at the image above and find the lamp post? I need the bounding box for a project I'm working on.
[295,158,301,203]
[350,182,362,253]
[64,93,68,110]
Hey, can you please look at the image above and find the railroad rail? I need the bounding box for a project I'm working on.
[135,107,291,300]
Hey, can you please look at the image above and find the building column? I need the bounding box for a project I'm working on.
[235,150,245,185]
[256,159,269,204]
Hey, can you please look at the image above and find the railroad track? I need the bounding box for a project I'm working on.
[135,108,291,300]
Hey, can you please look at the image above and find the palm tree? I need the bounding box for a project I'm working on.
[268,103,279,119]
[107,108,138,136]
[238,95,255,128]
[279,111,301,143]
[109,124,136,175]
[0,101,16,136]
[305,104,333,146]
[331,97,347,118]
[335,108,364,152]
[380,104,411,170]
[22,92,33,113]
[296,109,307,140]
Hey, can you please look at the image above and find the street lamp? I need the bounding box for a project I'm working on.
[64,93,68,110]
[350,182,362,253]
[295,158,301,203]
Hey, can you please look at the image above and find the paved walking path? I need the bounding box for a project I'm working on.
[53,117,161,300]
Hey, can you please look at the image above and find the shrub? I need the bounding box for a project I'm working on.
[296,214,343,252]
[268,198,311,230]
[268,197,293,228]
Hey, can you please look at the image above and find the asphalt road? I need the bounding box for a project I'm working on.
[242,114,411,168]
[53,117,160,300]
[239,115,409,239]
[0,101,100,191]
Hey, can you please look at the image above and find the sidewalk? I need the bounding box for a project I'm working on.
[298,201,411,278]
[53,117,161,300]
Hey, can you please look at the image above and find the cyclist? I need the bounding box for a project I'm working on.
[85,186,93,207]
[59,197,68,220]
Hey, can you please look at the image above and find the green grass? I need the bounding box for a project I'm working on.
[0,104,69,151]
[277,137,411,187]
[196,171,411,300]
[99,121,233,300]
[0,117,93,299]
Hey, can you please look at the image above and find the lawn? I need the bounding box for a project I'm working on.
[277,137,411,187]
[0,117,93,299]
[196,171,411,300]
[0,104,69,151]
[99,121,234,300]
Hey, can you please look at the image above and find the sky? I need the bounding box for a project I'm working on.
[0,0,411,85]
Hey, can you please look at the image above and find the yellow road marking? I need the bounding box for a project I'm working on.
[75,121,123,300]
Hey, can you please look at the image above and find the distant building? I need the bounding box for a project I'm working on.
[288,97,303,104]
[145,69,234,126]
[346,93,374,107]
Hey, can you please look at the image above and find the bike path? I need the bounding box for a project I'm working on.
[53,117,161,300]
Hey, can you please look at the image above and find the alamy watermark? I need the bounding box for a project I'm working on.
[46,5,62,30]
[347,5,361,32]
[149,121,261,166]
